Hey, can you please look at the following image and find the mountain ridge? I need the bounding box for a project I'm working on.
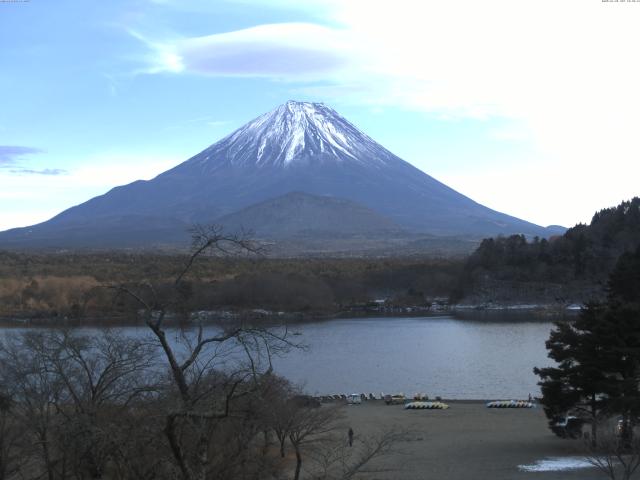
[0,100,564,251]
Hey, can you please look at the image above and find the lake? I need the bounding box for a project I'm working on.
[271,314,556,399]
[0,313,560,400]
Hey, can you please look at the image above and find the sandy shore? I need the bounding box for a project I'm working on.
[339,400,602,480]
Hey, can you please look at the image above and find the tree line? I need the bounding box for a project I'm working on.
[454,197,640,304]
[0,252,462,321]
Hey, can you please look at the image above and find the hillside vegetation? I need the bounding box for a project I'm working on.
[0,253,462,321]
[455,197,640,305]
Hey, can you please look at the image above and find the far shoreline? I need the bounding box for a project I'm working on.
[0,303,580,328]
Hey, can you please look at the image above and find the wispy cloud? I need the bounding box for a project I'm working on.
[0,145,67,176]
[9,168,67,176]
[0,146,43,166]
[130,23,353,79]
[127,28,184,74]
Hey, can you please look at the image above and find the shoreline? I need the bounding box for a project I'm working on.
[318,398,540,405]
[0,303,580,327]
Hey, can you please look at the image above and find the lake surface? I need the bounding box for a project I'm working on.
[271,315,556,399]
[0,314,558,400]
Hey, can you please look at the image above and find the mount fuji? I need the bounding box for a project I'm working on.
[0,101,562,251]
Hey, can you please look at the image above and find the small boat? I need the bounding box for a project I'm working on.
[405,401,449,410]
[486,400,534,408]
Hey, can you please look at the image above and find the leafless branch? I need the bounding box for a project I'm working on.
[584,423,640,480]
[176,224,264,286]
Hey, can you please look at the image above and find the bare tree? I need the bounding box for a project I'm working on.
[45,330,158,479]
[110,225,300,480]
[261,376,298,458]
[0,392,26,480]
[584,422,640,480]
[308,428,409,480]
[0,329,160,480]
[287,404,343,480]
[0,332,68,480]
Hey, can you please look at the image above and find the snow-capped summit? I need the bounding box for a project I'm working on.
[184,100,395,171]
[0,101,563,250]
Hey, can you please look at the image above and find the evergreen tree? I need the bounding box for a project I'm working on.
[599,246,640,443]
[535,246,640,443]
[534,303,613,444]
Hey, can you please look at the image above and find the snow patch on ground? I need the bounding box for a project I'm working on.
[518,457,594,472]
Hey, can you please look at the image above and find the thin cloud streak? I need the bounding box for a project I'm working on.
[0,146,66,176]
[9,168,67,176]
[0,146,44,165]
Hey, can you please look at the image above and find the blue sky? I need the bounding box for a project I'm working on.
[1,0,639,231]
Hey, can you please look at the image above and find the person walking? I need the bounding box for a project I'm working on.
[348,427,354,447]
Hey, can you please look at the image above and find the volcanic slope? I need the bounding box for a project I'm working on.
[0,101,561,249]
